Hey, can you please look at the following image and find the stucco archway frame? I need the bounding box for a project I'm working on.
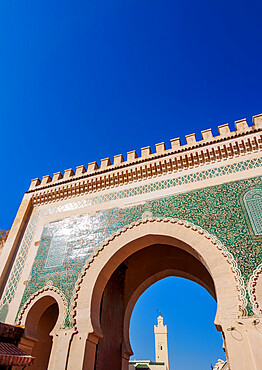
[72,218,245,347]
[18,287,67,338]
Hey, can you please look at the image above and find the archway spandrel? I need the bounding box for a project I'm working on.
[73,218,245,336]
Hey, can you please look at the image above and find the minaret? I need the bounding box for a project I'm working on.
[154,314,169,370]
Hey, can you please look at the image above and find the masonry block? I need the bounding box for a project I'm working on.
[75,165,87,176]
[127,150,138,161]
[253,114,262,129]
[170,138,181,150]
[235,119,249,133]
[87,162,98,172]
[64,169,75,178]
[155,142,166,153]
[41,175,52,186]
[29,178,41,190]
[141,146,151,158]
[114,154,124,166]
[100,158,111,169]
[201,129,213,141]
[218,124,230,136]
[52,172,63,182]
[185,133,196,145]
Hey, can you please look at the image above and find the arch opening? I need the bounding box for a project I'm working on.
[21,296,59,370]
[76,220,241,370]
[90,243,225,370]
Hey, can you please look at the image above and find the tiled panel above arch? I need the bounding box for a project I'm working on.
[0,157,261,324]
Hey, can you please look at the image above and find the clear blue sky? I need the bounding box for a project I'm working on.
[0,1,261,367]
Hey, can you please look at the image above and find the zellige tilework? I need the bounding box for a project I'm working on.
[0,156,261,324]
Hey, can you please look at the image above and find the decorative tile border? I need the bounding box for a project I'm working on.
[0,156,261,322]
[71,217,248,327]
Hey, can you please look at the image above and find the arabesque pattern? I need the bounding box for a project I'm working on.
[0,157,261,325]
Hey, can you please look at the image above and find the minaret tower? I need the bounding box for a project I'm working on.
[154,314,169,370]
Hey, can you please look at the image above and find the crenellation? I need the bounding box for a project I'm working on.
[235,119,249,133]
[41,175,52,186]
[253,113,262,129]
[26,114,261,193]
[141,146,151,157]
[100,157,111,169]
[114,154,124,166]
[29,178,41,190]
[75,165,86,176]
[170,137,181,150]
[52,172,63,182]
[218,123,230,136]
[185,133,196,145]
[201,128,213,141]
[127,150,138,162]
[155,142,166,153]
[64,169,75,178]
[87,161,98,173]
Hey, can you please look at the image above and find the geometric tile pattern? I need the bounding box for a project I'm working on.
[0,156,261,324]
[243,188,262,236]
[17,176,262,325]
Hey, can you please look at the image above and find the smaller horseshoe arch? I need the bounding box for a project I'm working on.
[18,289,66,370]
[72,219,244,370]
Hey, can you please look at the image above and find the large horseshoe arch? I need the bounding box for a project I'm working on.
[70,219,244,370]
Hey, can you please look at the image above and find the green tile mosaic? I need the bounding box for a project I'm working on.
[17,176,262,325]
[0,156,261,324]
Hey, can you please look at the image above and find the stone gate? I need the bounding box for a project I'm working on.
[0,114,262,369]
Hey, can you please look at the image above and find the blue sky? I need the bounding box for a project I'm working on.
[0,1,261,368]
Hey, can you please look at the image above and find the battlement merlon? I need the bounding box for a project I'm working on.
[28,113,262,193]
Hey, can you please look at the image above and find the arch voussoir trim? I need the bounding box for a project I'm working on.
[17,284,67,327]
[71,217,247,329]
